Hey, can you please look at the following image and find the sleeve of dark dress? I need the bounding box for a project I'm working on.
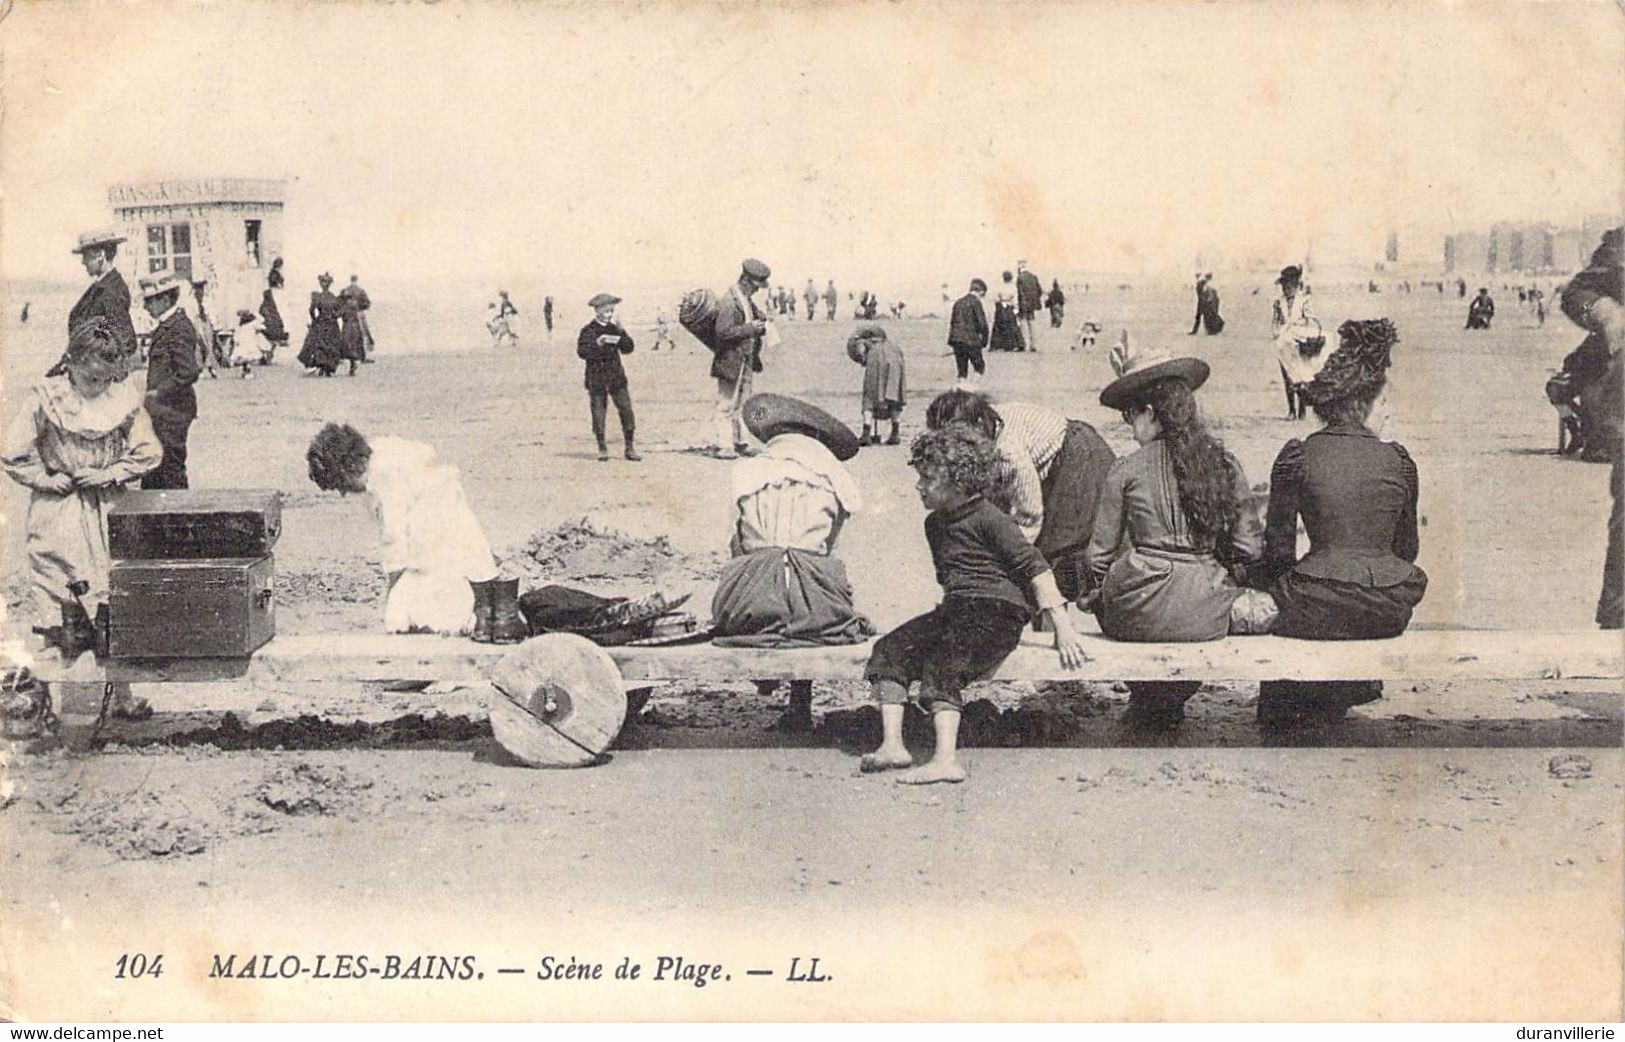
[1391,442,1420,563]
[1082,457,1130,590]
[1259,439,1305,587]
[981,506,1050,583]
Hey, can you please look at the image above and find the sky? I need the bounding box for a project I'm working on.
[1,0,1621,291]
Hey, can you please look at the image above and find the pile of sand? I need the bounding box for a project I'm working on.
[500,518,721,588]
[255,762,375,816]
[276,567,387,608]
[35,782,275,861]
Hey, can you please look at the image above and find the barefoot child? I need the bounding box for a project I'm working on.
[862,424,1087,784]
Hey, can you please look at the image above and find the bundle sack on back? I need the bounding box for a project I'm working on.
[679,288,722,351]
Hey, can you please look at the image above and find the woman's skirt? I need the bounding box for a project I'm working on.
[711,547,875,648]
[990,304,1023,352]
[259,289,287,344]
[861,342,906,414]
[1096,546,1240,642]
[298,318,342,372]
[1270,565,1428,640]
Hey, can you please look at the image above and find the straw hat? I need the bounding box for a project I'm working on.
[742,393,861,462]
[139,273,183,301]
[71,229,127,254]
[1098,336,1210,410]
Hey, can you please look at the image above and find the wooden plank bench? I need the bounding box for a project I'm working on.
[16,627,1623,686]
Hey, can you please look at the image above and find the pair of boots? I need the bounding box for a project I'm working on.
[860,420,901,446]
[470,578,527,644]
[597,437,641,462]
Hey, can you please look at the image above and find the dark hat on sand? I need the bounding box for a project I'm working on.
[1301,319,1397,406]
[588,293,621,308]
[741,258,772,281]
[742,393,861,462]
[1277,265,1302,285]
[1099,340,1210,410]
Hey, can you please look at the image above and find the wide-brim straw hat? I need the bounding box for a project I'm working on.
[139,273,183,301]
[1098,348,1210,410]
[742,393,861,462]
[71,229,127,254]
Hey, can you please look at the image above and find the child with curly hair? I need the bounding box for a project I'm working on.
[862,423,1086,784]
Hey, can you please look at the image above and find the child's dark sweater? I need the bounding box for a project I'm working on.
[925,495,1049,612]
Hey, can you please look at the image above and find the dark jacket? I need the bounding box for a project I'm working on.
[1016,270,1043,316]
[926,495,1050,614]
[1258,425,1421,589]
[144,309,201,427]
[66,269,138,362]
[576,319,635,392]
[710,284,763,382]
[948,292,990,352]
[1560,228,1623,459]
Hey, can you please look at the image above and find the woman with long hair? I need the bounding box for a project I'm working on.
[1252,318,1428,725]
[1083,343,1265,724]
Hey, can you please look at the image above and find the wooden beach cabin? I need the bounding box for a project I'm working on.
[108,178,287,317]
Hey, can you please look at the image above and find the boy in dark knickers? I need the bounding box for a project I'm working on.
[862,424,1087,784]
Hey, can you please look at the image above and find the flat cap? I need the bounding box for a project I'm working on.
[588,293,621,308]
[741,258,772,280]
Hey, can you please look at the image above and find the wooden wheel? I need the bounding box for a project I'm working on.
[487,633,626,768]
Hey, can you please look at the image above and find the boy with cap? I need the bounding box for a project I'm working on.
[577,293,640,462]
[138,274,201,489]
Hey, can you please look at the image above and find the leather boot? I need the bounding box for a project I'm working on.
[469,580,496,643]
[59,604,96,659]
[487,579,528,644]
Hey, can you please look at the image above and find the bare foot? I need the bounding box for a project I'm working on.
[860,748,914,773]
[896,761,966,785]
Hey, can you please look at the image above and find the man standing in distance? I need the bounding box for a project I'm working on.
[712,258,772,459]
[1015,260,1044,352]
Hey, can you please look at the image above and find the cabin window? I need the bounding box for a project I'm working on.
[244,220,262,268]
[145,221,193,279]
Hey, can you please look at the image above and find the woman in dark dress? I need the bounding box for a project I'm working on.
[1253,318,1427,725]
[989,270,1023,353]
[259,258,287,357]
[297,272,344,376]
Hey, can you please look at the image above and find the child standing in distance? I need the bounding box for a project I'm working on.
[862,424,1087,784]
[576,293,640,462]
[847,324,906,445]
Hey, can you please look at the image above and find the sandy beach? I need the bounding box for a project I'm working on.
[2,279,1620,1020]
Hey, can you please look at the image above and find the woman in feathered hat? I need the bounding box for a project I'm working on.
[298,272,345,376]
[1251,318,1428,725]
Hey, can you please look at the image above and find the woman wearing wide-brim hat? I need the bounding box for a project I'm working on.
[711,393,873,724]
[1250,319,1428,726]
[1083,338,1267,725]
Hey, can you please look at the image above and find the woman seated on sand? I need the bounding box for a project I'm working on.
[305,423,525,643]
[1082,343,1270,726]
[1250,319,1427,726]
[710,395,874,728]
[925,390,1114,601]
